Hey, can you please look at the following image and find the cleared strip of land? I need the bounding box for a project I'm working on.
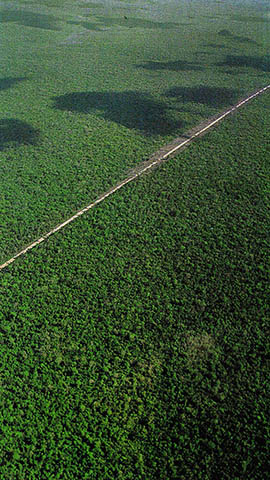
[1,83,270,272]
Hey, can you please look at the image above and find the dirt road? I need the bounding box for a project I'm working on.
[1,83,270,271]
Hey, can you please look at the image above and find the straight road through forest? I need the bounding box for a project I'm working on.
[1,83,270,271]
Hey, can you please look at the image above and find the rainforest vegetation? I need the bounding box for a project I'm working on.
[0,0,269,478]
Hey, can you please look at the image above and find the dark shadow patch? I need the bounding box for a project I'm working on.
[21,0,66,6]
[217,55,270,72]
[92,15,179,30]
[67,20,104,31]
[201,15,220,19]
[222,69,249,75]
[233,36,259,45]
[166,85,240,108]
[217,30,259,45]
[218,29,233,37]
[231,14,270,23]
[136,60,204,72]
[78,2,103,7]
[52,91,183,135]
[0,77,27,91]
[194,51,217,56]
[0,9,61,30]
[36,0,64,6]
[0,118,40,151]
[202,43,227,48]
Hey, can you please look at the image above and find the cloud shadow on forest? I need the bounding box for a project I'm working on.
[0,77,28,91]
[217,55,270,72]
[25,0,69,6]
[67,20,104,31]
[194,51,217,56]
[0,119,40,151]
[202,43,227,48]
[165,85,240,108]
[216,29,259,45]
[78,2,103,8]
[231,14,270,23]
[0,9,61,30]
[136,60,204,72]
[233,36,259,45]
[52,91,184,135]
[78,15,180,30]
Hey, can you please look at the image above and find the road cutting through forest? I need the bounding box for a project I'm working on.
[1,83,270,272]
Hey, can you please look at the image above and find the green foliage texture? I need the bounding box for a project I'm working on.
[0,87,270,479]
